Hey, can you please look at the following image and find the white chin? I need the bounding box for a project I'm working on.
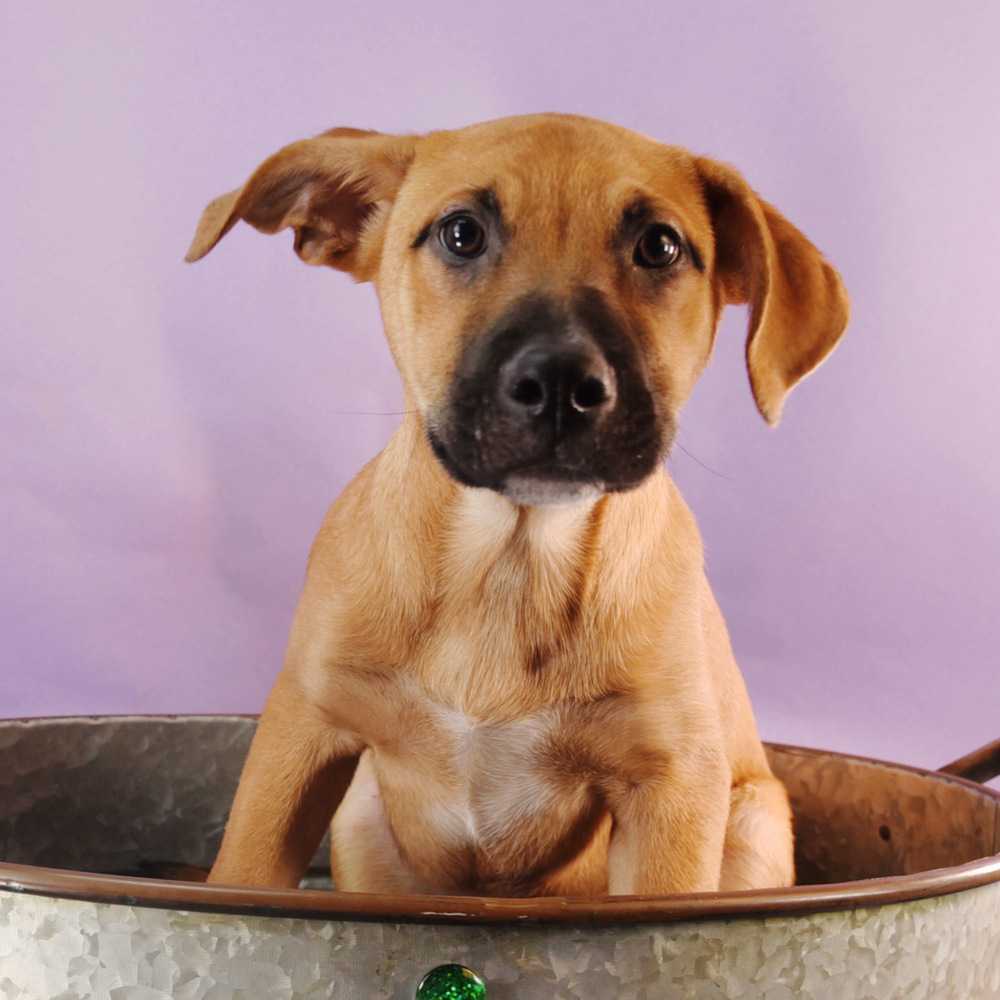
[500,474,605,507]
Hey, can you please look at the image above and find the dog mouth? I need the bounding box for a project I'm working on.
[429,431,665,506]
[499,467,608,507]
[489,464,607,508]
[503,480,604,507]
[427,288,671,506]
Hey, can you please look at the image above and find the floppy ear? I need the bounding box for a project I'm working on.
[695,157,850,425]
[185,128,419,280]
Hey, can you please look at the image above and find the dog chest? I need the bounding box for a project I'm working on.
[369,699,607,888]
[408,704,584,837]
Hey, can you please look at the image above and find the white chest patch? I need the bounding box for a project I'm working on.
[427,704,566,847]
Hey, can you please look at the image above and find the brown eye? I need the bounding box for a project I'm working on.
[439,214,487,258]
[634,224,682,269]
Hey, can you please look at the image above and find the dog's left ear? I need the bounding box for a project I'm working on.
[695,157,850,425]
[186,128,419,281]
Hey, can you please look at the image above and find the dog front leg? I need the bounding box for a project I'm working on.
[605,752,731,896]
[209,671,362,888]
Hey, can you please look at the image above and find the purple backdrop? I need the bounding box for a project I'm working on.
[2,3,999,778]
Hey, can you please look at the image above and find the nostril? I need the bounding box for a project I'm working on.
[500,337,616,421]
[572,376,609,412]
[511,376,545,408]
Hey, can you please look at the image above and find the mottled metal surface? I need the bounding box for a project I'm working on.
[2,883,1000,998]
[0,717,253,872]
[769,744,1000,884]
[2,716,1000,998]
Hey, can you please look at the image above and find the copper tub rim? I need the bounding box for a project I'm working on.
[2,717,999,927]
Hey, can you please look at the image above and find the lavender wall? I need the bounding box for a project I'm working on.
[2,3,999,777]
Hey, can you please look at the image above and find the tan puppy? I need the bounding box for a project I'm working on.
[187,114,848,897]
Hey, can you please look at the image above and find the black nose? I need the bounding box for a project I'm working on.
[499,335,617,430]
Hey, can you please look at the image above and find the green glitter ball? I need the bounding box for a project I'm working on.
[415,963,487,1000]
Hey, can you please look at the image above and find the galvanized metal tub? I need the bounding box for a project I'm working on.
[1,715,998,999]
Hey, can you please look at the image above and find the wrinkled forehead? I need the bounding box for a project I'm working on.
[394,116,713,247]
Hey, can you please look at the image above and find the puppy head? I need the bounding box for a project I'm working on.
[188,114,849,505]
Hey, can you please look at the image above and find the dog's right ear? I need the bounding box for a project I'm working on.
[185,128,419,281]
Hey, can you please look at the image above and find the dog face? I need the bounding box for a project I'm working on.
[188,114,848,505]
[377,119,719,505]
